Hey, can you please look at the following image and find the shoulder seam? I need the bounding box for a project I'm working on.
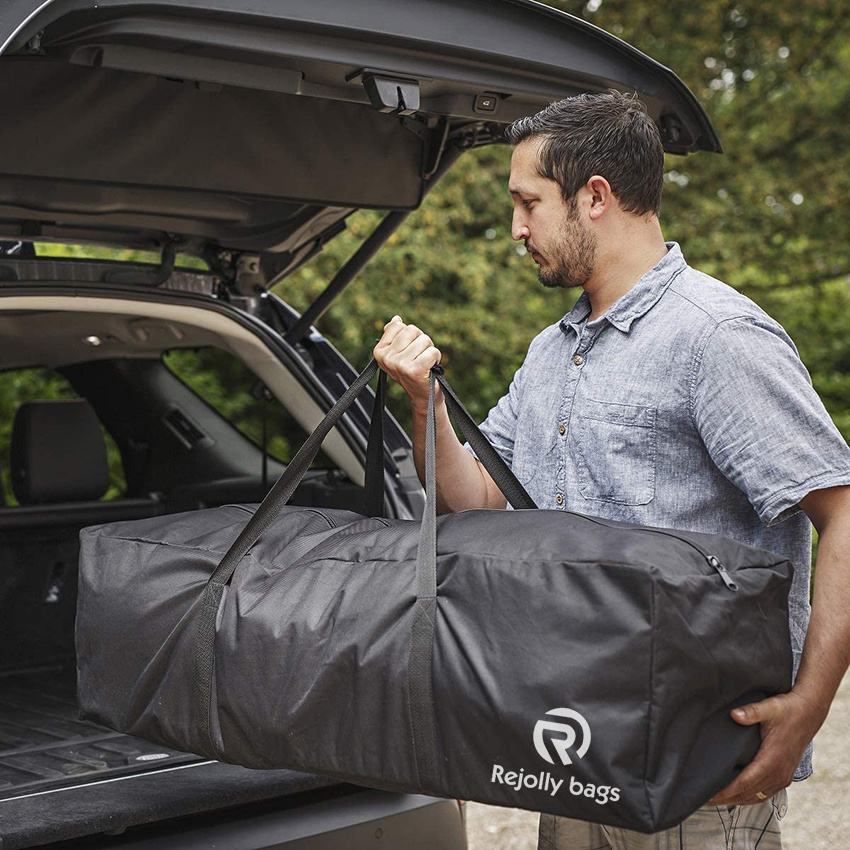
[667,285,718,322]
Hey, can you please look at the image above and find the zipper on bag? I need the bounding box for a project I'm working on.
[705,554,739,591]
[559,510,740,592]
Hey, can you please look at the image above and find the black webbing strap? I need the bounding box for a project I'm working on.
[209,359,382,587]
[408,595,439,786]
[408,368,440,788]
[406,365,539,790]
[193,359,385,750]
[432,364,537,510]
[364,368,387,517]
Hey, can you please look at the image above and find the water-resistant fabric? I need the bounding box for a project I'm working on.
[76,360,794,834]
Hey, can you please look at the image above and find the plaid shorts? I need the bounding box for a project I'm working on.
[537,788,788,850]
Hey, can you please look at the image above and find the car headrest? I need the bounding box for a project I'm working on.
[11,399,110,505]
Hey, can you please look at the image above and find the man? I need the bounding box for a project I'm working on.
[373,91,850,849]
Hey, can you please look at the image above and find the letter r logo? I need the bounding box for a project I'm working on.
[533,708,591,765]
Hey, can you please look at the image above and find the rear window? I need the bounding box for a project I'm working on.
[162,347,335,469]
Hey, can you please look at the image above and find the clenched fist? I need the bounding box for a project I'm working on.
[373,316,442,409]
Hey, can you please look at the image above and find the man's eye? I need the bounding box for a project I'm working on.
[522,200,534,209]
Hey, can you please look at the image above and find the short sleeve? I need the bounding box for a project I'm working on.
[461,337,540,468]
[691,316,850,527]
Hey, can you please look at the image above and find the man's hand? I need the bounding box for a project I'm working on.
[373,316,442,409]
[704,689,827,806]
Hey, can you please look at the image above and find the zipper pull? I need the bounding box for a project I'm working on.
[707,555,738,592]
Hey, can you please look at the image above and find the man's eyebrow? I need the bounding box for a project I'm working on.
[509,186,538,197]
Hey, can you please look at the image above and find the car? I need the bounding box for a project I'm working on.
[0,1,719,847]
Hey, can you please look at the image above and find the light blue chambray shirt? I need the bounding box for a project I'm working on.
[463,241,850,781]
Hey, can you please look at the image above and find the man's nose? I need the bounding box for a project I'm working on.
[512,211,529,242]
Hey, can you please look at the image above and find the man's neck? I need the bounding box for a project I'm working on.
[584,230,669,322]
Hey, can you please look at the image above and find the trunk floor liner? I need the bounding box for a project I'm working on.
[0,666,339,849]
[0,667,197,798]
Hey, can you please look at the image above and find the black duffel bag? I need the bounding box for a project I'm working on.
[76,360,793,833]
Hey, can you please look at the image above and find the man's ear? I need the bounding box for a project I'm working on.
[586,175,613,221]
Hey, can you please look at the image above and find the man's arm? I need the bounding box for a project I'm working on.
[790,485,850,716]
[707,484,850,806]
[409,391,507,515]
[691,315,850,806]
[373,315,507,515]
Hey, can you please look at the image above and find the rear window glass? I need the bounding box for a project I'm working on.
[162,347,335,469]
[33,241,208,269]
[0,367,126,505]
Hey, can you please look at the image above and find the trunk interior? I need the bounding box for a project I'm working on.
[0,480,371,848]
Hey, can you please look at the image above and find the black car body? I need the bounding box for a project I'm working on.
[0,2,718,847]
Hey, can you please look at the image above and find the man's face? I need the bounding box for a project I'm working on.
[509,138,597,289]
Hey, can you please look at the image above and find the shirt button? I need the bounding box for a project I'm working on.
[555,493,564,505]
[573,355,584,366]
[558,424,566,436]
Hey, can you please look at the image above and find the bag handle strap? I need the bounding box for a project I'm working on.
[406,364,537,789]
[431,364,537,512]
[194,359,384,750]
[363,366,387,518]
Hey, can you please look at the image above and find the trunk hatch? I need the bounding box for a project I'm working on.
[0,0,720,282]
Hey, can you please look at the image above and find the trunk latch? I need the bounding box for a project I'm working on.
[349,68,422,115]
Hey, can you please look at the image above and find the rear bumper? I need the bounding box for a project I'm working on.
[83,788,469,850]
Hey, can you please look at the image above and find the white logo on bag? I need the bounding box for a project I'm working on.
[489,707,618,806]
[533,708,591,765]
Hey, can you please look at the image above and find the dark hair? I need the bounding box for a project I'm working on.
[505,91,664,217]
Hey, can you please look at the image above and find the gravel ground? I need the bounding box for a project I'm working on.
[465,667,849,849]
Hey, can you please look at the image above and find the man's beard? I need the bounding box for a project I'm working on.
[531,202,597,289]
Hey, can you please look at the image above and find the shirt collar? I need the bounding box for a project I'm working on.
[559,241,686,336]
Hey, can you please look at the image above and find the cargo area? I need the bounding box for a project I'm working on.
[0,508,349,850]
[0,274,417,847]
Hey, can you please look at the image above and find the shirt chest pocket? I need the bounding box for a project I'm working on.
[574,398,657,505]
